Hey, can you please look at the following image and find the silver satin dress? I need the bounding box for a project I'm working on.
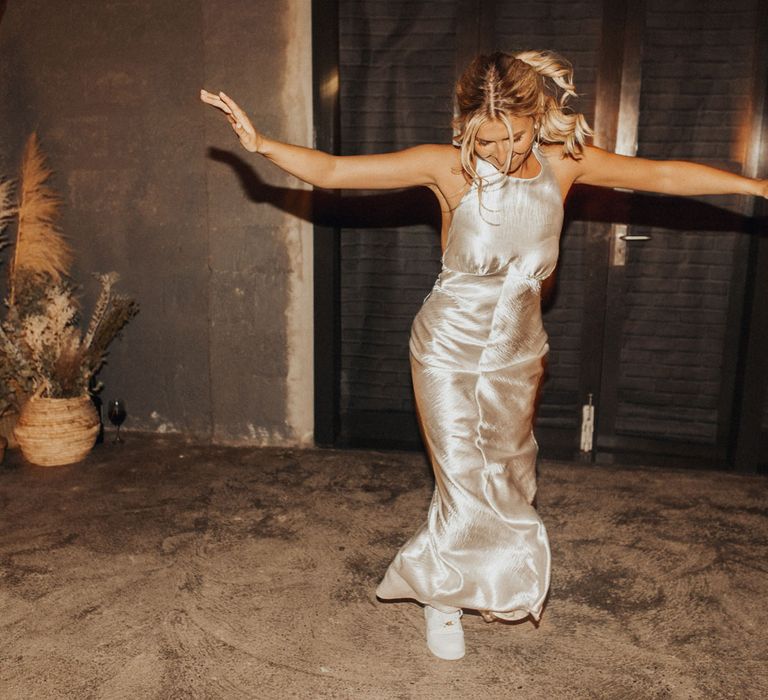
[376,147,562,621]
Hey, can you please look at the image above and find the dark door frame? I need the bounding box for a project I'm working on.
[312,0,341,446]
[731,15,768,473]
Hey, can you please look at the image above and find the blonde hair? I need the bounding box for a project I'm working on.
[453,50,593,183]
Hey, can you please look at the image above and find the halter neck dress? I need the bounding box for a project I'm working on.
[376,146,563,621]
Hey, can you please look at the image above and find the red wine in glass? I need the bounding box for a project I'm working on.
[107,399,126,443]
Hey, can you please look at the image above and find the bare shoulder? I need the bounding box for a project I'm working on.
[405,143,461,170]
[538,143,584,173]
[432,145,469,201]
[409,142,463,182]
[568,145,627,174]
[537,143,596,199]
[398,144,466,209]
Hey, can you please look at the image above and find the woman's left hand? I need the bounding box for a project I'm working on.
[200,89,262,153]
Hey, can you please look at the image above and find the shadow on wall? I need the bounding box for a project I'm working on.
[210,147,766,322]
[209,147,765,238]
[564,184,765,235]
[208,148,442,231]
[210,147,765,313]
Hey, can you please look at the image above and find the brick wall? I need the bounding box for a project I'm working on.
[337,0,602,435]
[338,0,456,420]
[763,389,768,431]
[494,0,602,429]
[614,0,757,442]
[336,0,758,450]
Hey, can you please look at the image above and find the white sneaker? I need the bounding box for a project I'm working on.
[424,605,465,660]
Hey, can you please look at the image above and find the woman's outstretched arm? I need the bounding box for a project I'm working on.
[569,146,768,199]
[200,89,447,191]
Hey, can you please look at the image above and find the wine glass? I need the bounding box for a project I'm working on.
[107,399,127,443]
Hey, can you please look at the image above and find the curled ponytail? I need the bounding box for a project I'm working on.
[513,50,593,157]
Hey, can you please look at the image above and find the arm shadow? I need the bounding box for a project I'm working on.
[542,186,766,311]
[211,149,767,318]
[211,149,766,236]
[208,148,441,232]
[564,184,767,236]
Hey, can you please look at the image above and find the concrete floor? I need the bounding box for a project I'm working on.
[1,435,766,699]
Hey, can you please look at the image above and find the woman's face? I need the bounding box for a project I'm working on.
[474,116,536,173]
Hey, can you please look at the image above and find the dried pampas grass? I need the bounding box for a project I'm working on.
[9,276,139,399]
[0,134,139,403]
[83,273,139,378]
[11,133,73,303]
[83,272,119,348]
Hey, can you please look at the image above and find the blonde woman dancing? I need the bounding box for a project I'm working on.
[201,50,767,661]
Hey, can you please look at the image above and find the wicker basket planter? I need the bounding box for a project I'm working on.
[14,395,99,467]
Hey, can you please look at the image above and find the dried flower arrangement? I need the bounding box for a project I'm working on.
[0,134,138,416]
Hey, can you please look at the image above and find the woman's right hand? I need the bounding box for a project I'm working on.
[200,89,263,153]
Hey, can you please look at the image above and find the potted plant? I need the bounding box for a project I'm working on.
[0,135,138,466]
[0,174,18,445]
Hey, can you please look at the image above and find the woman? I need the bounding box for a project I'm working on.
[201,50,767,661]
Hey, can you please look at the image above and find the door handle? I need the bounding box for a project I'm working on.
[612,224,651,266]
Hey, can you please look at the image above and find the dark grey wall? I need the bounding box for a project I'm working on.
[0,1,314,444]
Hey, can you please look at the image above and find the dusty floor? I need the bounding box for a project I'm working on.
[0,435,766,699]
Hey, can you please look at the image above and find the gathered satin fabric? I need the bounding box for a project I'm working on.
[376,147,563,621]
